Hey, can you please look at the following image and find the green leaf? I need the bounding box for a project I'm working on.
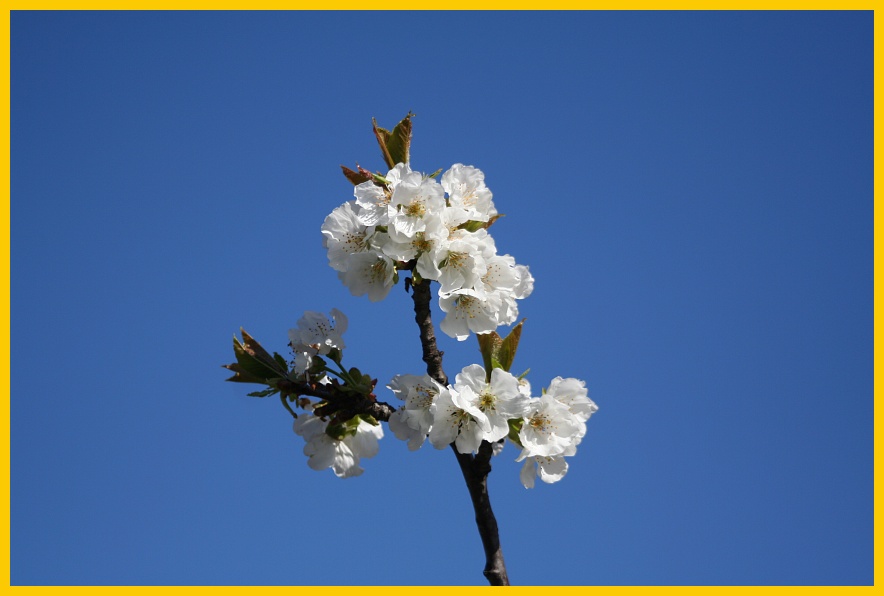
[273,352,289,372]
[247,387,280,398]
[385,112,413,166]
[325,415,363,441]
[222,361,265,384]
[224,329,287,384]
[308,355,327,376]
[460,214,504,233]
[507,418,524,447]
[496,319,526,373]
[475,320,526,378]
[426,168,442,179]
[359,414,379,426]
[460,220,486,233]
[477,331,503,381]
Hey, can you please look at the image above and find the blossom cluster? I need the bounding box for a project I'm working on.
[387,365,598,489]
[283,310,597,487]
[321,163,534,340]
[287,309,384,478]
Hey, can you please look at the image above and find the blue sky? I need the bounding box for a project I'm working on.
[11,11,872,586]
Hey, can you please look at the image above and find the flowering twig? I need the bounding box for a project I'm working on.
[409,276,510,586]
[225,113,599,585]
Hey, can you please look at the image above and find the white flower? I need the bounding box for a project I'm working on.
[388,408,426,451]
[337,251,396,302]
[386,374,443,450]
[513,264,534,299]
[453,365,531,443]
[293,414,384,478]
[288,309,347,356]
[517,454,569,489]
[546,377,598,428]
[517,394,582,458]
[428,385,490,454]
[389,165,446,241]
[291,350,314,375]
[438,289,502,340]
[321,201,376,272]
[353,181,393,226]
[479,254,519,296]
[441,164,496,222]
[385,162,420,189]
[434,235,490,296]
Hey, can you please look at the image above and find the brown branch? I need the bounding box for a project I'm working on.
[409,277,510,586]
[410,279,448,386]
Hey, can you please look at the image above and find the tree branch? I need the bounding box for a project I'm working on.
[409,278,510,586]
[275,378,397,422]
[410,279,448,386]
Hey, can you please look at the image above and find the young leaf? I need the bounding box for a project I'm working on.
[496,319,525,373]
[341,164,372,185]
[247,387,280,398]
[223,329,287,384]
[475,322,526,380]
[372,118,395,169]
[385,112,413,166]
[483,213,504,230]
[477,331,503,381]
[222,361,265,384]
[460,220,486,233]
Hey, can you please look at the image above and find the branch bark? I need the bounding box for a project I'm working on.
[410,278,510,586]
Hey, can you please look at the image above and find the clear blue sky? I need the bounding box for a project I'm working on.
[11,11,872,586]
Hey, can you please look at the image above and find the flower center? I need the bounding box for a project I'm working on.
[447,251,466,269]
[478,390,497,411]
[413,385,436,409]
[412,233,432,253]
[529,413,553,433]
[370,259,387,281]
[405,199,426,218]
[343,232,367,253]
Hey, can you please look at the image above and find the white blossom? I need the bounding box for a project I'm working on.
[321,201,376,272]
[293,414,384,478]
[288,309,347,356]
[386,374,443,450]
[452,365,531,443]
[546,376,598,439]
[517,394,582,458]
[353,180,393,226]
[441,163,496,222]
[388,408,427,451]
[337,251,396,302]
[438,290,502,340]
[513,264,534,299]
[428,385,490,454]
[518,454,569,489]
[388,165,446,241]
[434,234,490,296]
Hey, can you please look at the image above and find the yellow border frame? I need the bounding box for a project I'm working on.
[2,6,877,591]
